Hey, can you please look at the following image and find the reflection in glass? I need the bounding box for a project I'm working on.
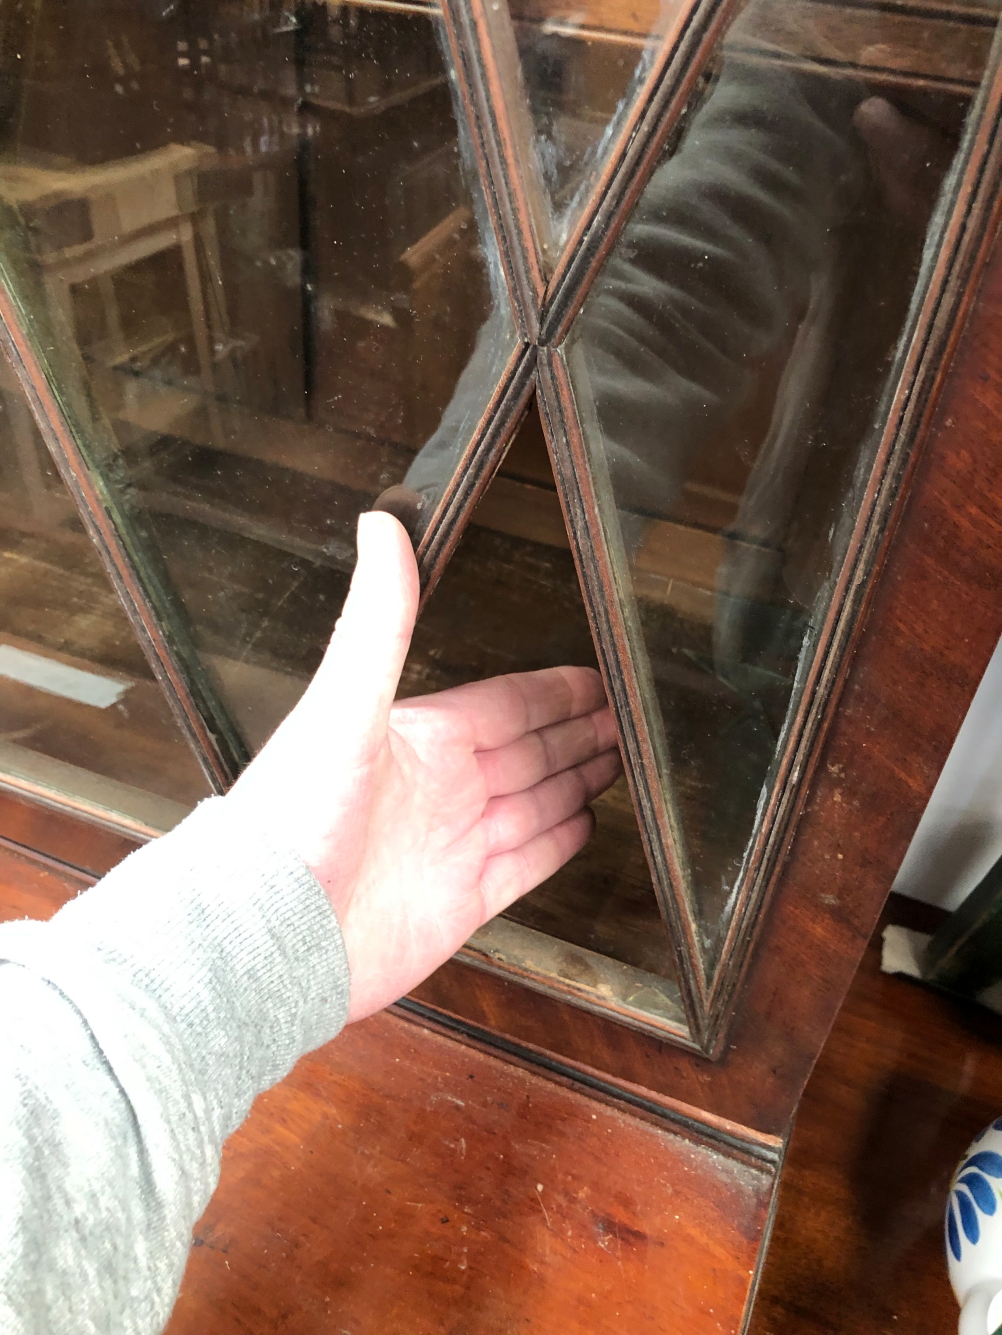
[0,0,515,755]
[564,0,995,970]
[507,0,676,252]
[0,360,210,832]
[406,405,682,1026]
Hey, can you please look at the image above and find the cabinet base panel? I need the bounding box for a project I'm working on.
[167,1008,778,1335]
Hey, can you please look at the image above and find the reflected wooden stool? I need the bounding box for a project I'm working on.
[0,142,230,444]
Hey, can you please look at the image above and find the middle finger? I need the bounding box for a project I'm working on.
[476,706,620,797]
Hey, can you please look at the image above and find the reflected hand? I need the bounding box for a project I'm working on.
[228,511,622,1022]
[853,96,956,224]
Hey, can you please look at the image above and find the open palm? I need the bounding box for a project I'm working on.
[228,512,622,1021]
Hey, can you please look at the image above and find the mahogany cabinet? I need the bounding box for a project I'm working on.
[1,0,1002,1329]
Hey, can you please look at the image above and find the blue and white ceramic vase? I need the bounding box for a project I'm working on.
[947,1119,1002,1334]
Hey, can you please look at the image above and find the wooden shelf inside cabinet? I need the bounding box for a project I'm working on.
[0,142,236,445]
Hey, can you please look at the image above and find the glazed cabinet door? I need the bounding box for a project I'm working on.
[1,0,1001,1148]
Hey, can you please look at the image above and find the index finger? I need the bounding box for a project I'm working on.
[426,665,608,751]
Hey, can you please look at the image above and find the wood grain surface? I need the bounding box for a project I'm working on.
[168,1015,774,1335]
[0,835,89,919]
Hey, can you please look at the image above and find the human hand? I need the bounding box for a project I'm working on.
[227,511,622,1022]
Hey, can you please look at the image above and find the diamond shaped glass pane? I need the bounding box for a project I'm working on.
[562,0,999,976]
[508,0,678,254]
[0,0,516,759]
[405,403,685,1032]
[0,358,210,830]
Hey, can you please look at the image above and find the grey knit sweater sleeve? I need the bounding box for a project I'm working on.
[0,795,351,1335]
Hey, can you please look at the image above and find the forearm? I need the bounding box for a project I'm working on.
[0,796,350,1334]
[403,305,514,506]
[577,54,866,515]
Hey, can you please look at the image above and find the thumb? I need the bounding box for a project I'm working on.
[311,510,419,747]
